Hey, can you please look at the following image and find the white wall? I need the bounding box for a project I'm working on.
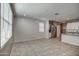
[14,17,49,42]
[57,25,61,38]
[45,20,49,39]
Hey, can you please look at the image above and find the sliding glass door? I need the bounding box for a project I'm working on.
[1,3,13,48]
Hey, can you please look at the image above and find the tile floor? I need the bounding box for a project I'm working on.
[0,38,79,56]
[0,38,13,56]
[11,38,79,56]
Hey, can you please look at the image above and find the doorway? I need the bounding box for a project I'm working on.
[49,21,61,40]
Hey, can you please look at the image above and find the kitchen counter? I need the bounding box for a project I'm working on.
[61,33,79,46]
[63,32,79,36]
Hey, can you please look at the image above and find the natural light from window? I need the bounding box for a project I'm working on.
[39,22,44,32]
[1,3,12,48]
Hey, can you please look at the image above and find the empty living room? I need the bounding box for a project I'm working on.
[0,3,79,56]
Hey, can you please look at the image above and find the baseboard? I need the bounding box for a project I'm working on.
[14,37,48,43]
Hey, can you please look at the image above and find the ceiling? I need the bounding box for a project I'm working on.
[12,3,79,22]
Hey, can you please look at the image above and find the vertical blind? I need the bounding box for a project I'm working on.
[1,3,13,47]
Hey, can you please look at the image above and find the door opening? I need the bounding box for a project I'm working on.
[49,21,61,40]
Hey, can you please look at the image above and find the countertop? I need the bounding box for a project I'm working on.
[62,32,79,36]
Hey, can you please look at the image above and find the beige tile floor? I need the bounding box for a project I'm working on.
[0,38,79,56]
[0,38,13,56]
[11,38,79,56]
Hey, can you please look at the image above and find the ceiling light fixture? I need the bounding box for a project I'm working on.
[24,14,26,16]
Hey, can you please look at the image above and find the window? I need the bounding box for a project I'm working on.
[4,4,9,21]
[66,22,79,33]
[1,3,12,47]
[39,22,44,32]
